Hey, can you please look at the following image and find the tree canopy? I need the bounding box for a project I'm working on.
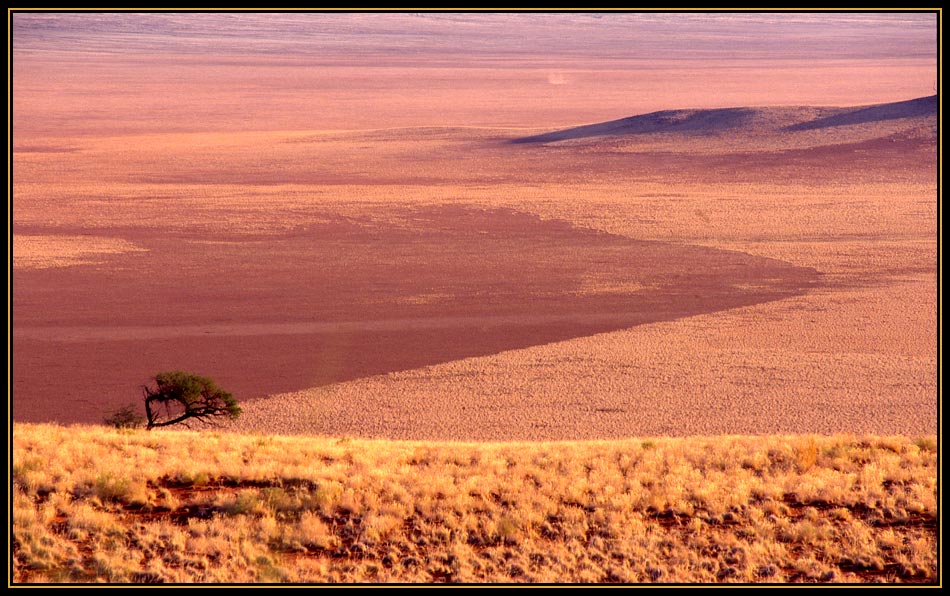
[143,371,241,430]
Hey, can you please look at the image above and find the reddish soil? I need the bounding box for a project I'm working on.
[11,13,936,438]
[13,205,817,423]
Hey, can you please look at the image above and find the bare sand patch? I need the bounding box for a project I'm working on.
[12,234,146,270]
[234,276,933,440]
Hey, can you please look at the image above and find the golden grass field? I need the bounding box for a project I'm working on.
[11,12,939,585]
[12,425,938,583]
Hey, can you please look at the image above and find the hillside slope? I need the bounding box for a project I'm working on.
[512,96,937,144]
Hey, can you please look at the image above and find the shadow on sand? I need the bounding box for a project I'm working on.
[13,205,820,423]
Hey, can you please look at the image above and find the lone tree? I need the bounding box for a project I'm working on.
[143,371,241,430]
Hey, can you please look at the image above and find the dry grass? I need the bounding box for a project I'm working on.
[12,424,937,584]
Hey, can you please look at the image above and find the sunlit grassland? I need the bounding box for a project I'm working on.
[12,424,937,584]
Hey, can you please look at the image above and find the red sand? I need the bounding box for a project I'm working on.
[11,13,936,438]
[13,205,818,423]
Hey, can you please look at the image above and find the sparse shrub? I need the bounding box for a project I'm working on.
[363,514,402,544]
[12,456,44,483]
[104,404,145,429]
[292,511,336,550]
[94,474,132,502]
[93,473,148,506]
[309,483,342,514]
[496,516,521,544]
[260,487,296,514]
[225,491,264,516]
[175,470,210,487]
[875,438,904,454]
[794,438,819,472]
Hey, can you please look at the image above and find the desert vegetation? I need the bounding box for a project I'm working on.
[13,425,937,583]
[141,371,241,430]
[105,372,240,431]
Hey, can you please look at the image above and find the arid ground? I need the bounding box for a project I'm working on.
[13,108,937,439]
[13,21,937,438]
[10,12,938,585]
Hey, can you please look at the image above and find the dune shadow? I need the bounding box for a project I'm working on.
[511,108,755,144]
[13,205,819,424]
[511,96,937,144]
[784,95,936,132]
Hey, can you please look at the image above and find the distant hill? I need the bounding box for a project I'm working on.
[783,95,937,131]
[512,95,937,144]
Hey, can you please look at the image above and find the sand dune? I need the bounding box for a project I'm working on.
[512,95,936,143]
[786,95,937,131]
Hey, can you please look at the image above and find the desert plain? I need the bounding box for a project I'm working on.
[11,12,939,583]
